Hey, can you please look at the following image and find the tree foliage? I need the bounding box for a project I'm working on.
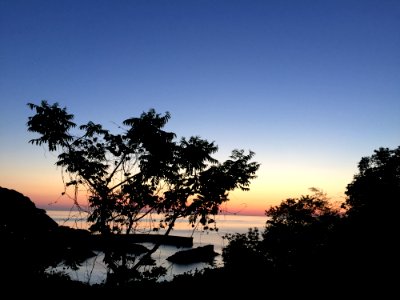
[262,189,341,272]
[27,100,260,282]
[339,146,400,284]
[344,146,400,222]
[222,188,341,275]
[222,146,400,291]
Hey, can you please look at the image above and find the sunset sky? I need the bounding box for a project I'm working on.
[1,0,399,216]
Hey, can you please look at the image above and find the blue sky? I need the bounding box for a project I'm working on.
[1,0,399,215]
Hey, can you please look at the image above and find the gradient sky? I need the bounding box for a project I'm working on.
[1,0,399,215]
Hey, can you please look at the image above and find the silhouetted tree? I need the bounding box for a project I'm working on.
[220,147,400,294]
[222,188,341,285]
[344,146,400,222]
[339,146,400,288]
[262,188,341,274]
[27,100,259,284]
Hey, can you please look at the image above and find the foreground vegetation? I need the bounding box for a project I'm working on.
[1,100,398,295]
[2,145,398,295]
[25,101,259,281]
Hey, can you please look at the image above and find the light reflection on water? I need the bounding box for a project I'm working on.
[46,210,267,285]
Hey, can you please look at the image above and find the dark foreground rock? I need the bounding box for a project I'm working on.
[167,244,219,264]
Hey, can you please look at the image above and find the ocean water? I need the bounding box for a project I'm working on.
[47,210,267,285]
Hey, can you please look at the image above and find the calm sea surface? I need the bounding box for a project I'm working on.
[47,210,267,285]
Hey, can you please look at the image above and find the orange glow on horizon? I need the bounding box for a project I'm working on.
[3,162,349,217]
[16,181,347,217]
